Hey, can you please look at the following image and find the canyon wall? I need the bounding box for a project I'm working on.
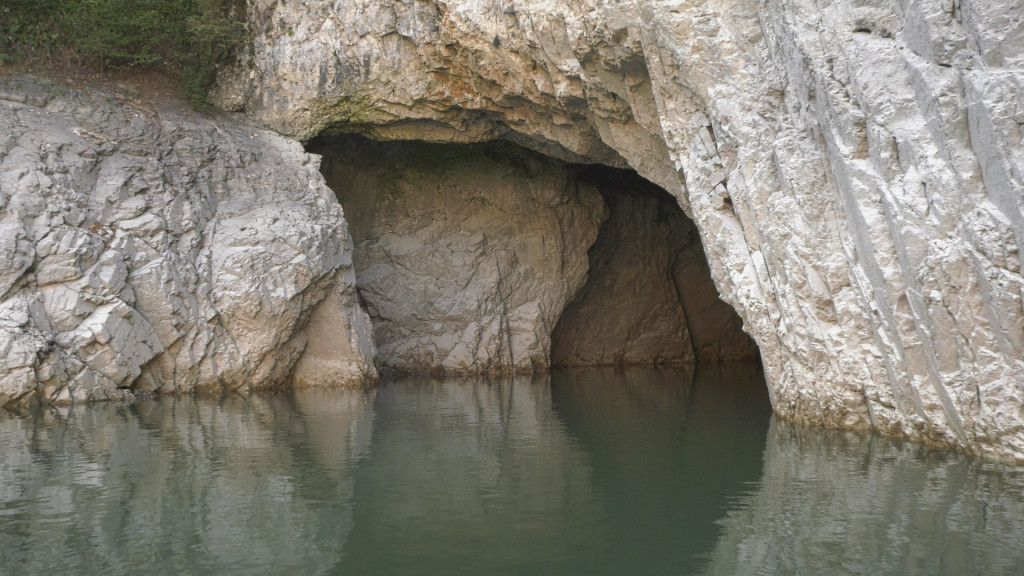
[214,0,1024,460]
[0,77,377,406]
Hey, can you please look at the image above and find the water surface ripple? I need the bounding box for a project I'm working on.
[1,367,1022,575]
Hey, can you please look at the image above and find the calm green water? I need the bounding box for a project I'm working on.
[1,367,1023,575]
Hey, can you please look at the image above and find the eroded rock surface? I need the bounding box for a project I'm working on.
[219,0,1024,460]
[0,77,376,407]
[313,135,605,374]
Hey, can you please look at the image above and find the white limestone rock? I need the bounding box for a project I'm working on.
[0,76,377,406]
[218,0,1024,460]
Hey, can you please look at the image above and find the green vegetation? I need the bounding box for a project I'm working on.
[0,0,248,108]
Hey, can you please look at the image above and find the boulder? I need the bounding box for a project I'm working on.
[0,77,377,406]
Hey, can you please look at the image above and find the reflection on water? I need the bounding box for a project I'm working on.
[549,366,772,575]
[336,376,603,575]
[0,391,375,576]
[703,420,1024,576]
[1,368,1023,575]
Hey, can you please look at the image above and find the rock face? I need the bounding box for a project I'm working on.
[552,167,757,366]
[0,77,376,407]
[217,0,1024,460]
[312,135,605,374]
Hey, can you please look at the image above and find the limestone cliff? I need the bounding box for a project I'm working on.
[214,0,1023,461]
[1,0,1021,463]
[0,77,377,406]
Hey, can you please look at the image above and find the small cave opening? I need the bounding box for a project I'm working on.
[306,133,760,376]
[550,166,759,367]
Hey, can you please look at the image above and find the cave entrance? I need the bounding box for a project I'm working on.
[550,166,758,367]
[307,134,759,375]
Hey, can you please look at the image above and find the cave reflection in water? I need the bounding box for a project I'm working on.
[2,368,1023,575]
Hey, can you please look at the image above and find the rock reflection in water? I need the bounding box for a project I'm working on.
[549,365,773,575]
[333,374,605,575]
[703,420,1024,576]
[4,368,1022,575]
[0,390,374,576]
[336,367,772,575]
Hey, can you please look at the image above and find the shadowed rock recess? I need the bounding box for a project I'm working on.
[551,167,758,367]
[309,134,754,375]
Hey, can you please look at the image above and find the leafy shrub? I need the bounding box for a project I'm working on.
[0,0,61,63]
[183,0,248,108]
[0,0,248,107]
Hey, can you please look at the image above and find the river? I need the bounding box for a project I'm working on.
[1,366,1022,575]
